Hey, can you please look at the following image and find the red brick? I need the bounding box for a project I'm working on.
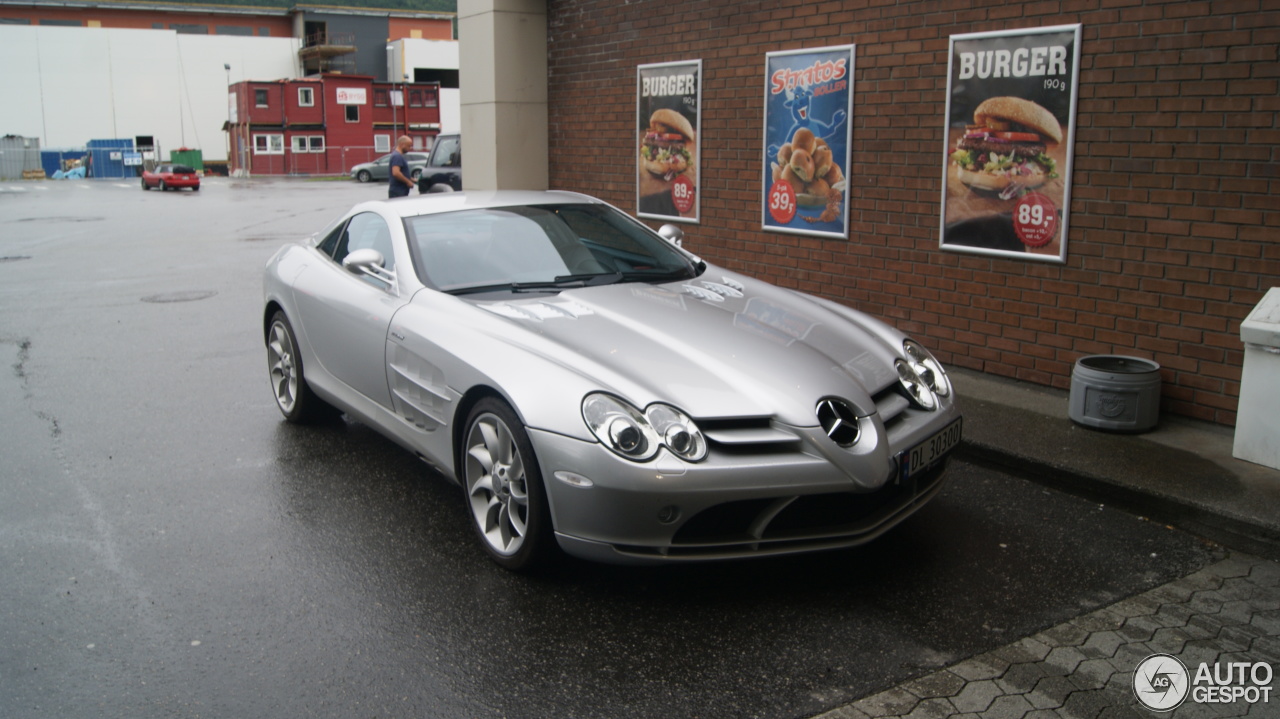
[547,0,1268,426]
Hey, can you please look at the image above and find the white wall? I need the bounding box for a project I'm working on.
[397,38,462,134]
[0,26,300,162]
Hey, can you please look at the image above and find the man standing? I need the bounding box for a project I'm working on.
[388,135,414,198]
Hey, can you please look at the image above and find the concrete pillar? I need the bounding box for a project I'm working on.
[458,0,548,191]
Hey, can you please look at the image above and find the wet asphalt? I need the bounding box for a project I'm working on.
[0,178,1224,718]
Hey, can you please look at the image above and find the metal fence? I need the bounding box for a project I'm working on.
[1,137,150,180]
[0,136,41,180]
[241,145,407,177]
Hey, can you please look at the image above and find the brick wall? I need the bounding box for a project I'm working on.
[546,0,1278,425]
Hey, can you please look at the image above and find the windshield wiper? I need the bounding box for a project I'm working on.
[446,272,624,296]
[510,272,624,292]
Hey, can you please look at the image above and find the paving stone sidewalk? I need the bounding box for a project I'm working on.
[813,554,1280,719]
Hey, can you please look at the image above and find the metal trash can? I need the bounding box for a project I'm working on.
[1233,287,1280,470]
[1069,355,1162,433]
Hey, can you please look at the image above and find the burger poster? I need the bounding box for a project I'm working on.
[941,25,1082,263]
[762,45,854,239]
[637,60,701,223]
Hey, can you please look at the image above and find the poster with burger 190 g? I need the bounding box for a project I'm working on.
[941,25,1081,263]
[637,60,701,223]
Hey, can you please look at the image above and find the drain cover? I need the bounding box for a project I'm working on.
[141,290,218,304]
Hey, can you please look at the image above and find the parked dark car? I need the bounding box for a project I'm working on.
[416,134,461,193]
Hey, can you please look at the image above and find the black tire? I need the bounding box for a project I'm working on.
[265,311,331,424]
[461,398,556,571]
[410,168,422,181]
[159,180,167,191]
[191,184,200,192]
[141,177,150,191]
[356,170,372,183]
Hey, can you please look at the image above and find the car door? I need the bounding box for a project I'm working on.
[292,211,408,410]
[426,136,462,190]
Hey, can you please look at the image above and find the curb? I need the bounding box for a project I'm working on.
[957,440,1280,562]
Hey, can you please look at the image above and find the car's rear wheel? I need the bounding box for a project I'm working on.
[266,311,329,424]
[356,170,371,183]
[410,168,422,181]
[462,398,555,570]
[159,180,167,191]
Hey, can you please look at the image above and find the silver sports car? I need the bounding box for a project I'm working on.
[262,191,962,569]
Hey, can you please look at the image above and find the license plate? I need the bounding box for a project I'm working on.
[899,418,962,480]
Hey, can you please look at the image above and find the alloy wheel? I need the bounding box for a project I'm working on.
[464,413,530,556]
[267,320,298,414]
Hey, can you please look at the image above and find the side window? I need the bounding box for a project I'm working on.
[430,136,459,167]
[316,220,348,258]
[333,212,395,285]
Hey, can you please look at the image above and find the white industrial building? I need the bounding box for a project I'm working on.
[0,23,459,170]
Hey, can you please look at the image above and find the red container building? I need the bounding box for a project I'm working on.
[227,74,441,176]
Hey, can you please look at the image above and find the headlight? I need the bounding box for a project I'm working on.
[896,339,951,410]
[582,394,706,462]
[646,404,707,461]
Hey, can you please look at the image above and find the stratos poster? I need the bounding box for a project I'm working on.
[637,60,701,223]
[941,25,1081,263]
[762,45,854,239]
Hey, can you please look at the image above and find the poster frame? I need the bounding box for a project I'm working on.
[761,44,855,241]
[939,24,1082,263]
[636,59,703,224]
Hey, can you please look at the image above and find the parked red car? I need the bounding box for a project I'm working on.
[141,164,200,192]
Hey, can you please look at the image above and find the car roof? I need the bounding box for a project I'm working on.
[364,190,603,219]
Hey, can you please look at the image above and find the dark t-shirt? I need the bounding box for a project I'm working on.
[388,151,411,197]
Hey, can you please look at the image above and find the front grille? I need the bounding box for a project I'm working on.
[698,417,803,456]
[666,460,949,551]
[872,386,911,428]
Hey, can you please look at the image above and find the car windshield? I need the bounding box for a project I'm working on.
[405,203,700,294]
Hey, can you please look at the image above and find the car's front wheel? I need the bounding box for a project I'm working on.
[159,180,167,191]
[266,311,330,424]
[462,398,555,570]
[356,170,371,183]
[141,177,150,190]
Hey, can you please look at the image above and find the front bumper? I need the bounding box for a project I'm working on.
[528,409,959,565]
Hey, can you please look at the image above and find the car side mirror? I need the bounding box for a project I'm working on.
[657,224,684,247]
[343,248,396,287]
[343,248,384,273]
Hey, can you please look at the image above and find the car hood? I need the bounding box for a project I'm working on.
[471,269,905,426]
